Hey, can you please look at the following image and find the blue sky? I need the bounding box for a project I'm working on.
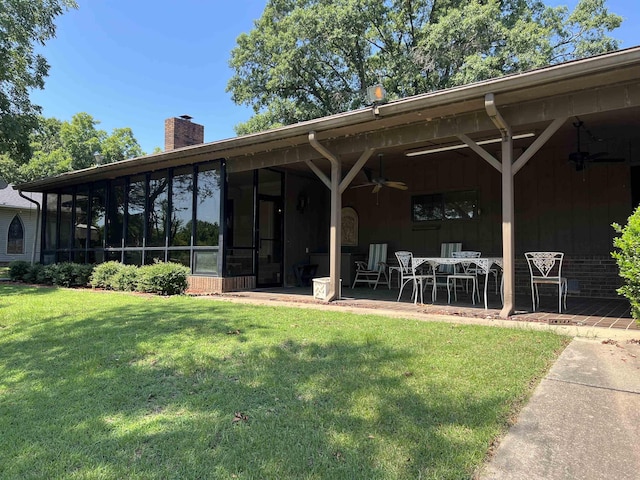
[31,0,640,155]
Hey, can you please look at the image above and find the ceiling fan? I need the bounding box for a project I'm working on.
[351,154,408,194]
[569,120,625,171]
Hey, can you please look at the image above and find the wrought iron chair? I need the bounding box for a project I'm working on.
[524,252,568,313]
[432,242,462,301]
[395,251,434,304]
[352,243,389,289]
[447,251,481,304]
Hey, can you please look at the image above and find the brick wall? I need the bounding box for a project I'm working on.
[187,275,256,294]
[164,116,204,151]
[515,255,621,299]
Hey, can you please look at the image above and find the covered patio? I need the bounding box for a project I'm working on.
[291,47,640,319]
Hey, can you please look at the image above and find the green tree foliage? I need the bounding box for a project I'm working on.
[0,0,77,161]
[0,113,144,183]
[612,207,640,321]
[227,0,622,134]
[101,127,144,163]
[59,112,106,170]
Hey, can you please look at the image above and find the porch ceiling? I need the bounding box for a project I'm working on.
[16,47,640,192]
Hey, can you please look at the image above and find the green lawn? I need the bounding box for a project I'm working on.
[0,284,568,479]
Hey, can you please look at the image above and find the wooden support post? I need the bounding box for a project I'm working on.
[308,131,342,301]
[485,93,515,318]
[328,160,341,300]
[500,135,515,318]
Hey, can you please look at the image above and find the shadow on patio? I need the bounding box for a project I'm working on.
[209,284,638,331]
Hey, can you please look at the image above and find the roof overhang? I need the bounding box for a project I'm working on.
[17,46,640,192]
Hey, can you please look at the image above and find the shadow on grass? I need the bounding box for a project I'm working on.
[0,282,59,295]
[0,284,551,479]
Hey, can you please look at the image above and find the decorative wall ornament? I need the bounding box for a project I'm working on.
[296,191,309,213]
[341,207,358,246]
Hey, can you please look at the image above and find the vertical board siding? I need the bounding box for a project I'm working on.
[342,142,630,298]
[0,207,40,264]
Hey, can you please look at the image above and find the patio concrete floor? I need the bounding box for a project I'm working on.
[203,284,638,332]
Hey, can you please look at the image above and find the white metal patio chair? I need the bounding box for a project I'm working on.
[352,243,389,289]
[447,251,481,304]
[395,251,434,304]
[432,242,462,301]
[525,252,568,313]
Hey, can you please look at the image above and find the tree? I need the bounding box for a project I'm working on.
[101,127,144,163]
[227,0,622,134]
[0,113,144,184]
[0,0,77,161]
[59,112,106,170]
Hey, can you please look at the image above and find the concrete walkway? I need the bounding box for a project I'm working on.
[480,336,640,480]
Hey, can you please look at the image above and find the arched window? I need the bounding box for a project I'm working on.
[7,215,24,254]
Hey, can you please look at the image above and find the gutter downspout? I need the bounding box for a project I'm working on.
[485,94,514,318]
[308,131,341,301]
[17,190,41,265]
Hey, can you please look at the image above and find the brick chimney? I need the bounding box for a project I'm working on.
[164,115,204,151]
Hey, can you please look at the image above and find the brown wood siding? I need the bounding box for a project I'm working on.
[515,146,630,255]
[343,153,503,257]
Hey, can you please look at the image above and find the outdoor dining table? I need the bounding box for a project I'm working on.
[412,257,504,310]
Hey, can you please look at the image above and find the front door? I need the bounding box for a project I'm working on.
[257,195,283,287]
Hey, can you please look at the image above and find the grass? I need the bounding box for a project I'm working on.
[0,284,568,479]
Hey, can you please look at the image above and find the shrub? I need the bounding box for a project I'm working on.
[137,261,190,296]
[612,206,640,321]
[8,261,31,282]
[74,264,95,287]
[23,263,47,284]
[109,264,139,292]
[45,263,94,288]
[43,264,64,286]
[90,261,124,289]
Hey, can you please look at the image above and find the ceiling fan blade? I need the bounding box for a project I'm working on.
[351,182,376,189]
[586,151,608,161]
[569,151,590,163]
[590,157,626,163]
[372,184,382,194]
[385,181,408,190]
[569,119,621,167]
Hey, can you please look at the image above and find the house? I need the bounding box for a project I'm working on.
[0,182,41,264]
[15,47,640,317]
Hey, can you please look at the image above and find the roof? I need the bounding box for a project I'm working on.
[15,46,640,192]
[0,184,41,209]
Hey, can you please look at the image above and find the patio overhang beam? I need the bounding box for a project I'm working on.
[456,134,503,172]
[512,117,566,175]
[224,80,640,174]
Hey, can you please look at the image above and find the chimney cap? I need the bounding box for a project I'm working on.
[179,114,193,121]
